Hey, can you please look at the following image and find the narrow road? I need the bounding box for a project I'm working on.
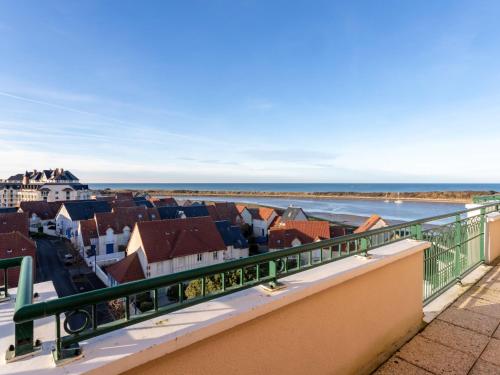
[35,238,113,330]
[35,238,78,297]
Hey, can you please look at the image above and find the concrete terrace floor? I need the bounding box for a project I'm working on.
[375,264,500,375]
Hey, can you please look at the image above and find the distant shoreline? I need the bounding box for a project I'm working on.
[98,189,495,204]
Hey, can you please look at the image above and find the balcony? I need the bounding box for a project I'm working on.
[1,198,500,374]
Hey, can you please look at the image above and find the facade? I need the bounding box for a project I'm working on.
[248,207,278,237]
[92,207,160,255]
[236,205,253,225]
[0,168,92,208]
[18,201,63,233]
[111,217,226,284]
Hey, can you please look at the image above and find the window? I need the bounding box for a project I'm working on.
[197,253,203,262]
[213,251,218,260]
[6,249,12,254]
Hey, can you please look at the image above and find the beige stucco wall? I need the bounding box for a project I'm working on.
[486,213,500,264]
[122,249,424,375]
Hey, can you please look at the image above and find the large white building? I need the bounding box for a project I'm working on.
[0,168,92,208]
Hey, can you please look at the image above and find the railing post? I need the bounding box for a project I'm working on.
[454,215,462,278]
[10,257,36,360]
[264,259,284,290]
[360,237,368,256]
[480,207,486,261]
[411,224,423,240]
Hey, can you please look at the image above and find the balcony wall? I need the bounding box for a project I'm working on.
[116,240,428,375]
[486,212,500,264]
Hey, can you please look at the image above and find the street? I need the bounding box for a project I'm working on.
[35,237,113,329]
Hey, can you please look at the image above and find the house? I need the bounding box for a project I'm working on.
[353,215,390,245]
[207,202,243,225]
[0,232,36,287]
[269,220,331,263]
[214,220,249,260]
[93,207,160,255]
[247,206,278,237]
[77,218,99,258]
[120,217,226,281]
[149,197,178,207]
[268,221,331,250]
[236,205,253,225]
[56,200,111,242]
[0,168,92,207]
[353,214,389,233]
[156,205,209,220]
[281,206,308,222]
[106,252,145,286]
[18,201,63,233]
[0,212,29,236]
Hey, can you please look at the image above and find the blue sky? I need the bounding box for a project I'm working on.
[1,1,500,182]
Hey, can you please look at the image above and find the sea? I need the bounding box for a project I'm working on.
[89,183,500,193]
[89,183,498,222]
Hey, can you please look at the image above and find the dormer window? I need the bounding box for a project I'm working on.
[6,249,12,254]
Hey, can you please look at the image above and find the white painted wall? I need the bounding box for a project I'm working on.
[252,211,278,237]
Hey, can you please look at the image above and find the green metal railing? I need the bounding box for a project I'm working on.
[0,256,24,300]
[473,194,500,204]
[6,201,500,362]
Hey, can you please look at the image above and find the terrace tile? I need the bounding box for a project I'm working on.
[438,306,499,336]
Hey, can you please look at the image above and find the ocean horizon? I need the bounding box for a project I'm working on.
[89,182,500,193]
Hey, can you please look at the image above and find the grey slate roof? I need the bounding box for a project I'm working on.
[282,207,308,222]
[157,205,209,220]
[62,200,112,221]
[215,220,248,249]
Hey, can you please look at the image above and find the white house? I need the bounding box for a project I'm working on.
[55,200,112,243]
[93,206,159,255]
[247,206,278,237]
[106,217,226,285]
[214,220,249,260]
[236,205,253,225]
[18,201,63,234]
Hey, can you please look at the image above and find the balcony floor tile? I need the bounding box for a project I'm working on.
[396,335,476,374]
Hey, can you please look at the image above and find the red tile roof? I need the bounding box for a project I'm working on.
[0,212,29,236]
[353,215,386,234]
[19,201,63,220]
[207,202,242,225]
[136,217,226,263]
[79,219,98,246]
[95,207,160,236]
[269,220,330,249]
[0,231,36,287]
[246,206,277,221]
[106,252,145,284]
